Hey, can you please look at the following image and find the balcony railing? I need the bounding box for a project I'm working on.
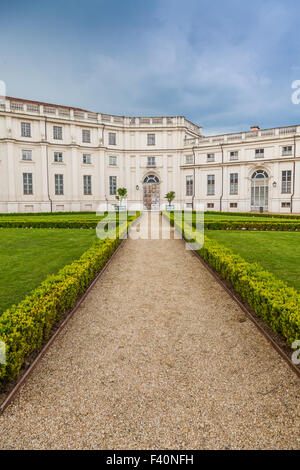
[182,125,300,148]
[1,99,200,131]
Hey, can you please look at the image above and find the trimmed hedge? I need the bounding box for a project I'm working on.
[0,219,135,385]
[0,211,99,217]
[167,213,300,231]
[0,220,99,229]
[205,210,300,220]
[203,221,300,231]
[0,215,137,230]
[164,212,300,346]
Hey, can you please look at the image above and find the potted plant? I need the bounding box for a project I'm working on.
[115,187,128,211]
[165,191,175,211]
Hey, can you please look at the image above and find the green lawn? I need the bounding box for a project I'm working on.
[205,230,300,292]
[0,228,97,313]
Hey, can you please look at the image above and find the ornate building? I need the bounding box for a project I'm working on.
[0,96,299,213]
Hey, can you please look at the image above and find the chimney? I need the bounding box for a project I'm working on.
[250,125,260,131]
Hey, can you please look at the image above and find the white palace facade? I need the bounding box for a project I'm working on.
[0,96,300,214]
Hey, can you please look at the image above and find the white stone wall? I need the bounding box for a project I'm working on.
[0,97,300,213]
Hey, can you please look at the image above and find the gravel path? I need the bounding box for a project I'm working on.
[0,214,299,450]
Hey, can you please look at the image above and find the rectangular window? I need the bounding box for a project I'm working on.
[83,154,91,164]
[22,150,32,161]
[230,203,238,208]
[281,202,291,208]
[21,122,31,137]
[23,173,33,195]
[207,153,215,162]
[230,151,239,161]
[230,173,238,195]
[186,155,194,164]
[282,170,292,194]
[55,174,64,195]
[109,132,116,145]
[147,156,156,167]
[255,148,264,158]
[109,156,117,166]
[207,203,214,208]
[54,152,63,163]
[147,134,155,146]
[53,126,63,140]
[282,146,293,156]
[82,129,91,143]
[83,175,92,195]
[186,176,193,196]
[109,176,117,195]
[207,175,215,195]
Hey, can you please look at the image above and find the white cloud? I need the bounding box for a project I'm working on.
[84,0,296,131]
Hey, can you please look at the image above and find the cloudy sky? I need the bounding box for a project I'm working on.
[1,0,300,134]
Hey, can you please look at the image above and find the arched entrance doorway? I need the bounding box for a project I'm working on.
[251,170,269,211]
[143,175,160,210]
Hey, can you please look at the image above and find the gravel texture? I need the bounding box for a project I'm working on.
[0,214,299,450]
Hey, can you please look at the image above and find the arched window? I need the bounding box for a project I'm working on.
[252,170,269,179]
[143,175,160,184]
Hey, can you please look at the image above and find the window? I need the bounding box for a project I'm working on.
[83,175,92,195]
[21,122,31,137]
[207,175,215,195]
[230,151,239,161]
[22,150,32,161]
[230,203,238,208]
[282,170,292,194]
[109,156,117,166]
[54,152,63,163]
[207,153,215,162]
[282,202,291,208]
[143,175,159,184]
[207,203,214,208]
[251,170,269,210]
[147,156,156,167]
[282,146,293,156]
[147,134,155,146]
[55,174,64,195]
[186,155,194,164]
[230,173,238,195]
[23,173,33,195]
[82,129,91,143]
[109,176,117,195]
[255,149,264,158]
[109,132,116,145]
[53,126,63,140]
[83,154,91,164]
[186,176,193,196]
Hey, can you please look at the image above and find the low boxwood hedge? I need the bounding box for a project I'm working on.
[0,219,134,385]
[0,220,99,229]
[0,215,137,230]
[203,221,300,231]
[164,212,300,346]
[205,210,300,220]
[0,211,98,217]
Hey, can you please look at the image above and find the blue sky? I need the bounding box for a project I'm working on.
[1,0,300,134]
